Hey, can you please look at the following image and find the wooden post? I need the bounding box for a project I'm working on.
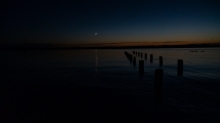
[145,53,147,60]
[159,56,163,66]
[150,54,153,63]
[154,69,163,103]
[177,59,183,75]
[139,60,144,74]
[129,54,132,63]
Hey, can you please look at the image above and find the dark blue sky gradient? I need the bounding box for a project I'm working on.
[1,0,220,45]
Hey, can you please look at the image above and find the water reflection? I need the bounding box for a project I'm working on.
[95,49,98,73]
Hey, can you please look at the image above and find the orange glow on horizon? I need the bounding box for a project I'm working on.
[65,40,220,47]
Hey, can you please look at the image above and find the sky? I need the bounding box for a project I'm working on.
[1,0,220,47]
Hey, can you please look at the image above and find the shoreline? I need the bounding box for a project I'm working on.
[1,44,220,50]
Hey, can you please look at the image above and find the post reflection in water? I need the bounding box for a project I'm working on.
[95,49,98,73]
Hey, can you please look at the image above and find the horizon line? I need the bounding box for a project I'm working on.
[1,43,220,50]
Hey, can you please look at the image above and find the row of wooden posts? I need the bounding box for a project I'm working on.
[124,51,184,103]
[124,51,183,76]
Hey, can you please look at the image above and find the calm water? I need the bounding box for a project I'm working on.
[1,48,220,84]
[1,48,220,122]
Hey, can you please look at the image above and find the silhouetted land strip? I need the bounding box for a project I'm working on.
[1,43,220,50]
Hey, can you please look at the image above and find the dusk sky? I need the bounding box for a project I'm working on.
[1,0,220,46]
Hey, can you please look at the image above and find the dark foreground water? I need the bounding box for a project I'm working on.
[1,48,220,122]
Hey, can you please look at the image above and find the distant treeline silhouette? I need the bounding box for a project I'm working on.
[1,43,220,50]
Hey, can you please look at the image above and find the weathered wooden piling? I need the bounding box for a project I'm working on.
[138,52,140,57]
[129,54,132,63]
[150,54,153,63]
[139,60,144,74]
[145,53,147,60]
[159,56,163,66]
[133,56,136,66]
[177,59,183,75]
[154,69,163,103]
[141,53,143,58]
[124,51,133,63]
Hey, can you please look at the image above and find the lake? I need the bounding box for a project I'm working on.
[1,48,220,122]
